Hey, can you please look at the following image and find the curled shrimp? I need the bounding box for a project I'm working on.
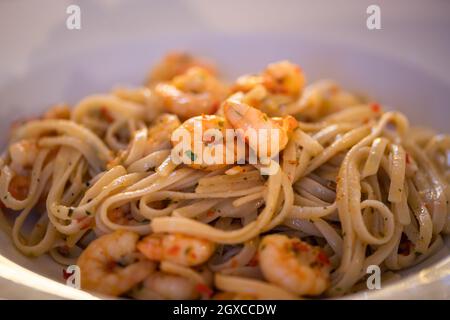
[137,233,216,267]
[258,234,331,296]
[77,230,155,296]
[5,139,38,202]
[234,60,305,97]
[232,61,305,116]
[171,114,233,171]
[131,271,200,300]
[147,52,217,85]
[9,139,39,169]
[43,104,71,120]
[154,67,229,120]
[297,80,361,120]
[262,60,305,96]
[223,97,298,157]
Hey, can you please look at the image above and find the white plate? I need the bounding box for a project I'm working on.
[0,33,449,299]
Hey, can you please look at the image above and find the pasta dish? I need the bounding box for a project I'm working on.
[0,52,448,299]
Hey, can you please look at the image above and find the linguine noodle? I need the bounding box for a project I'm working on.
[0,52,448,299]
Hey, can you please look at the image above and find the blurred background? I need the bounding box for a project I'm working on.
[1,0,450,85]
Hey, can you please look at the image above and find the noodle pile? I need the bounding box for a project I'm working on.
[0,52,448,299]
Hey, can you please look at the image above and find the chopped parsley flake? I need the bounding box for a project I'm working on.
[185,150,197,162]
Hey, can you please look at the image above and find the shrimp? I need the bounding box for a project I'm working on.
[154,67,229,120]
[171,114,233,171]
[77,230,155,296]
[223,98,298,157]
[262,60,305,96]
[9,139,39,169]
[297,80,361,120]
[145,113,181,155]
[7,130,38,184]
[231,61,305,116]
[234,60,305,97]
[131,272,200,300]
[258,234,331,296]
[147,52,217,85]
[43,104,71,120]
[137,233,216,267]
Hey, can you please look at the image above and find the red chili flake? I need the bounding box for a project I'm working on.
[81,224,90,230]
[370,103,381,113]
[292,241,309,253]
[62,268,74,280]
[168,245,180,255]
[77,217,93,230]
[106,260,117,271]
[195,284,213,298]
[58,246,70,256]
[405,153,411,164]
[248,254,259,267]
[100,107,114,123]
[206,209,215,217]
[317,251,330,265]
